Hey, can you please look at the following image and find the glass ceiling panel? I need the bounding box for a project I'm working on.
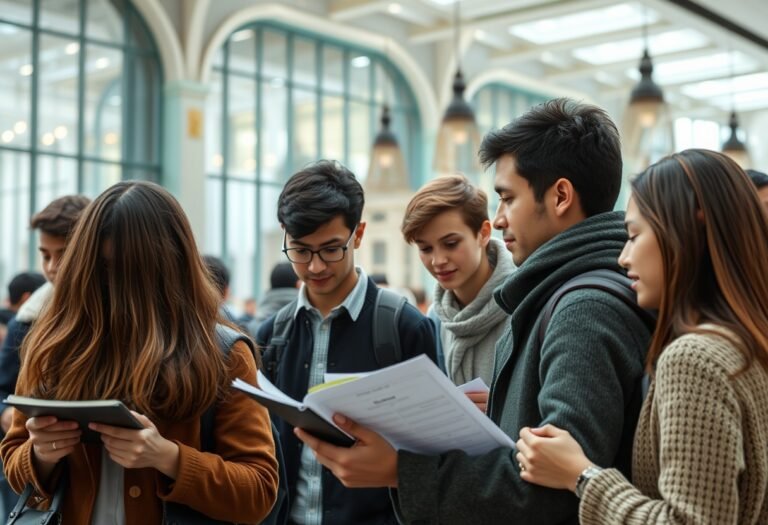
[681,72,768,99]
[509,3,659,45]
[625,51,757,85]
[573,29,708,65]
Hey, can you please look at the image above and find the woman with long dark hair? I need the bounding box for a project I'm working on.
[516,149,768,523]
[1,181,278,523]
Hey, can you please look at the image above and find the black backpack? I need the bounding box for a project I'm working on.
[261,288,406,380]
[162,324,289,525]
[535,269,656,397]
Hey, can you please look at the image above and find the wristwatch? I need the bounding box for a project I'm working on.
[574,465,603,499]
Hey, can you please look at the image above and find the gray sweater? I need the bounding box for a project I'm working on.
[394,211,652,525]
[433,238,514,385]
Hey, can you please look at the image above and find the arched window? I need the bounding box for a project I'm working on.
[206,22,421,302]
[0,0,162,287]
[471,83,549,210]
[472,83,549,133]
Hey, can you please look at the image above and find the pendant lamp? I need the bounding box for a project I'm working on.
[627,8,664,129]
[367,104,409,191]
[721,51,750,168]
[722,111,750,169]
[433,0,480,175]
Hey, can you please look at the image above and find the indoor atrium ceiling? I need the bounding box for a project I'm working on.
[329,0,768,117]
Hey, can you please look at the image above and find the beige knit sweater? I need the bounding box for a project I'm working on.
[580,328,768,524]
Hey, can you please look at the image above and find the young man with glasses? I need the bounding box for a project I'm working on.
[256,160,436,525]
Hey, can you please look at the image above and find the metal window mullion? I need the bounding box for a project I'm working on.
[121,4,133,179]
[221,39,230,258]
[286,33,294,175]
[76,0,86,192]
[254,26,263,299]
[27,0,41,267]
[369,57,376,142]
[316,41,323,157]
[342,48,350,166]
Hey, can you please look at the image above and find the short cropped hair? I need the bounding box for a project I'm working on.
[277,160,364,239]
[401,174,488,243]
[30,195,91,238]
[202,255,230,295]
[746,169,768,190]
[270,262,298,289]
[8,272,46,305]
[479,98,622,217]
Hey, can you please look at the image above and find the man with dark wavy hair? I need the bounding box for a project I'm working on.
[296,100,653,525]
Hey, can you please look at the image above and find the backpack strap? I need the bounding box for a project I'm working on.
[261,299,298,380]
[535,269,656,352]
[372,288,406,367]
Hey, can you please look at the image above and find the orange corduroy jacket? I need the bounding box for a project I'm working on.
[0,341,279,524]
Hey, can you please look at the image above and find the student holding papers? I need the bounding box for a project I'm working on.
[296,99,653,525]
[256,161,436,525]
[401,174,515,411]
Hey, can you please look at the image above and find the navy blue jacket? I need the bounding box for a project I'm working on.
[0,318,31,414]
[256,277,437,525]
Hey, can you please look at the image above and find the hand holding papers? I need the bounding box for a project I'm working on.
[234,355,514,455]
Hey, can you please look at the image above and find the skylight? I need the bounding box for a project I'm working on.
[680,72,768,99]
[509,3,659,45]
[573,29,708,65]
[625,51,757,85]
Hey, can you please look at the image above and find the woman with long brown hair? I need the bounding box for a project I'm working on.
[515,149,768,523]
[1,181,278,523]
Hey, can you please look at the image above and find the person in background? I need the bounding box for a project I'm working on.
[0,195,90,516]
[246,262,299,336]
[410,288,429,314]
[294,99,652,525]
[401,174,514,407]
[237,298,258,329]
[517,149,768,524]
[0,181,278,523]
[0,272,46,345]
[202,254,238,323]
[746,169,768,212]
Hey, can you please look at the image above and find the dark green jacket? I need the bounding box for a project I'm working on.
[394,211,651,525]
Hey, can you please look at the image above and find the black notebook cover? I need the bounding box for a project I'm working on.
[4,395,144,443]
[237,391,355,447]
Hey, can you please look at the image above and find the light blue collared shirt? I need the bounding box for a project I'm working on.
[289,267,368,525]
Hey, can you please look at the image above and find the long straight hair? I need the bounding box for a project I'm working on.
[632,149,768,374]
[19,181,229,421]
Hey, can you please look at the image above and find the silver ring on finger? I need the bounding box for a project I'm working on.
[52,441,57,451]
[519,462,525,472]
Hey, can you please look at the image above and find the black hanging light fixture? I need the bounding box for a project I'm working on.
[433,0,480,175]
[627,6,664,129]
[367,46,408,192]
[367,103,408,191]
[721,49,750,168]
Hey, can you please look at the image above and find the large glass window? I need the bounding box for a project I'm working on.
[471,83,549,210]
[0,0,162,291]
[207,22,421,302]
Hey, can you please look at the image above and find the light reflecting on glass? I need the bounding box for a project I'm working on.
[206,69,224,173]
[0,23,32,148]
[87,0,123,43]
[227,76,257,180]
[260,81,287,183]
[39,0,79,35]
[227,181,256,297]
[36,155,77,206]
[292,89,317,172]
[348,101,370,181]
[0,150,31,291]
[293,37,316,88]
[38,35,79,155]
[322,96,343,160]
[84,45,122,161]
[259,184,283,292]
[205,177,223,255]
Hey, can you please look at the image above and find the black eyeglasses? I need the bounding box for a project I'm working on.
[282,226,357,264]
